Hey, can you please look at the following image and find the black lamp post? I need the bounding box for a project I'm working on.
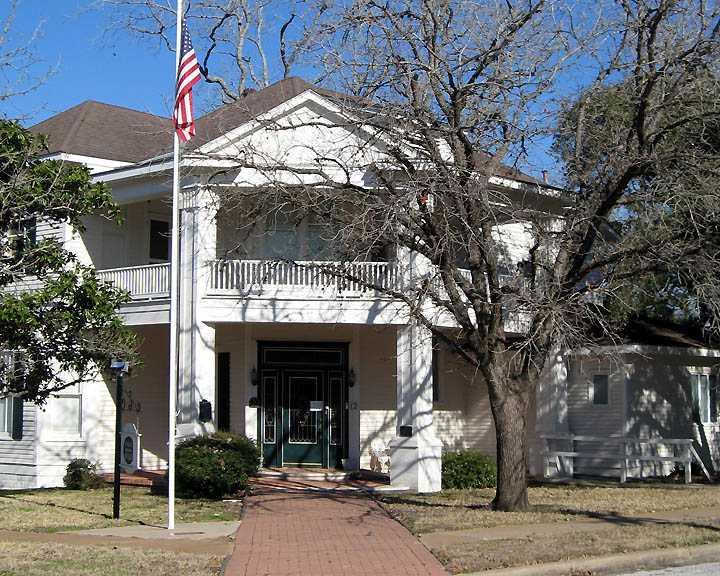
[111,360,129,520]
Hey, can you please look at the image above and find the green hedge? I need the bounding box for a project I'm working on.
[441,450,497,489]
[175,431,260,498]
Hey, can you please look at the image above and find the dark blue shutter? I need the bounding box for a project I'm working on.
[11,398,23,440]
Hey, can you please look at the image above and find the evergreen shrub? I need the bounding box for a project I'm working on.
[63,458,105,490]
[175,431,260,498]
[441,450,497,489]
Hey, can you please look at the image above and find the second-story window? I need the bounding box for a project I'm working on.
[149,219,170,262]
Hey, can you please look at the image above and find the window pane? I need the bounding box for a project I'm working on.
[149,220,169,261]
[699,375,710,423]
[0,398,6,433]
[48,396,81,436]
[263,376,276,444]
[592,374,609,405]
[711,375,718,423]
[264,229,297,260]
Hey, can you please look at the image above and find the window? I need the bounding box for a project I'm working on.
[0,397,23,440]
[149,219,170,262]
[47,385,82,437]
[590,374,609,405]
[260,212,338,261]
[692,373,718,424]
[5,219,37,271]
[0,397,9,435]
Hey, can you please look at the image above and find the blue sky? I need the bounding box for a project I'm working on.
[3,2,176,125]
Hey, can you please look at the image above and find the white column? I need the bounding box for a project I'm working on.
[244,325,257,442]
[389,322,442,492]
[532,348,571,478]
[177,186,218,437]
[346,326,361,470]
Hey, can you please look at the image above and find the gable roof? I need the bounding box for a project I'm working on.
[190,77,317,148]
[31,78,548,188]
[29,100,172,163]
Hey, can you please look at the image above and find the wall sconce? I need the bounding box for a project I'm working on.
[349,368,356,388]
[251,367,258,386]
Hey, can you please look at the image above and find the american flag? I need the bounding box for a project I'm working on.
[174,21,201,142]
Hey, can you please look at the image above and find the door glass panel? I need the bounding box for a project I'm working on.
[263,375,276,444]
[288,377,318,443]
[329,376,343,445]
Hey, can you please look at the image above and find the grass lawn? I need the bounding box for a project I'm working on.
[0,541,223,576]
[375,482,720,573]
[0,485,240,532]
[0,485,242,576]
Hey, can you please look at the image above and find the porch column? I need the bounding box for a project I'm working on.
[177,185,218,437]
[532,348,571,478]
[389,322,442,492]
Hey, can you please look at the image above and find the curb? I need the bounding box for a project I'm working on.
[462,542,720,575]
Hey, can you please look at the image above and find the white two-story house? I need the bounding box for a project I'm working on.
[2,77,717,490]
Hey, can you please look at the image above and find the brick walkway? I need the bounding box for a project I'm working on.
[224,484,448,576]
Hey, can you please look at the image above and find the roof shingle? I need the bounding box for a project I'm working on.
[29,100,172,163]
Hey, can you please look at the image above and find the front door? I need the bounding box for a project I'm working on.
[259,343,348,469]
[282,370,324,466]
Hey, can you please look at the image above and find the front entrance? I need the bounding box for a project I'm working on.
[259,343,348,468]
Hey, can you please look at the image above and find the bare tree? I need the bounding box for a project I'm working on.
[94,0,323,104]
[203,0,720,511]
[0,0,56,114]
[96,0,719,510]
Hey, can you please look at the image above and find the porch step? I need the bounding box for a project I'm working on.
[102,469,168,488]
[259,467,358,482]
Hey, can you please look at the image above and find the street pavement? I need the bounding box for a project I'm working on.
[622,563,720,575]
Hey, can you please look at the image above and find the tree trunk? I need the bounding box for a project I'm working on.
[491,384,530,511]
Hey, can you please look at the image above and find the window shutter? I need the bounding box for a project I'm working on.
[11,398,23,440]
[710,375,718,423]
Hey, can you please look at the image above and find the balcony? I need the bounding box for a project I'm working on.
[96,263,170,300]
[209,260,399,297]
[96,260,527,301]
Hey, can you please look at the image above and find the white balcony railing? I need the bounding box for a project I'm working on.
[209,260,399,295]
[94,260,527,305]
[96,263,170,299]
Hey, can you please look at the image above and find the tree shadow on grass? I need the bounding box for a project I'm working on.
[0,490,157,528]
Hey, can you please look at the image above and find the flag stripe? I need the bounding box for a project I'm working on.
[173,21,200,142]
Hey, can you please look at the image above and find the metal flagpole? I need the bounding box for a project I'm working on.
[168,0,184,531]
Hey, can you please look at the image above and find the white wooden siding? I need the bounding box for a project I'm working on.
[464,376,497,458]
[0,402,37,489]
[567,359,626,476]
[358,328,397,470]
[36,218,64,243]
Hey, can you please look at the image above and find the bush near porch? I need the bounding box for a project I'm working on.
[441,451,497,489]
[176,431,260,499]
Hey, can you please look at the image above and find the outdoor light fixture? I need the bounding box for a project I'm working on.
[111,360,129,373]
[251,367,258,386]
[349,368,356,387]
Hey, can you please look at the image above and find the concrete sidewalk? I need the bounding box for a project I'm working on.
[0,520,238,556]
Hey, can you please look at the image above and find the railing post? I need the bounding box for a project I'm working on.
[620,439,627,484]
[686,443,692,484]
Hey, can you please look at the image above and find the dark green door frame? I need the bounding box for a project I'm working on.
[258,342,348,469]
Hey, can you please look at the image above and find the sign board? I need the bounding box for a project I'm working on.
[309,401,323,412]
[120,423,142,472]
